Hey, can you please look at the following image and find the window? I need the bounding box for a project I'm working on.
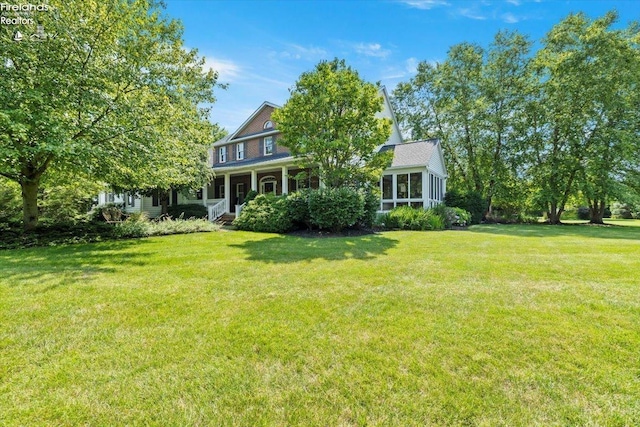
[260,176,277,194]
[218,185,225,199]
[264,136,273,155]
[152,190,159,207]
[263,120,273,129]
[236,142,245,160]
[382,175,393,200]
[410,173,422,198]
[397,174,409,199]
[128,193,135,206]
[236,183,245,204]
[218,146,227,163]
[196,189,203,200]
[107,193,115,203]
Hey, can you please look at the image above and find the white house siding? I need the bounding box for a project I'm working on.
[428,147,447,177]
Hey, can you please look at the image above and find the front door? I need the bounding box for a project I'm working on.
[236,183,245,205]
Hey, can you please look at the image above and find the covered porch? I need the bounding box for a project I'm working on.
[203,164,319,220]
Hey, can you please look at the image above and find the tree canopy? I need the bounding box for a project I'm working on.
[272,59,392,189]
[393,11,640,223]
[0,0,221,229]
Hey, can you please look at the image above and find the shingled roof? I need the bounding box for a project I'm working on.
[378,139,439,168]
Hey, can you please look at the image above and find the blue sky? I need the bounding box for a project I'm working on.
[164,0,640,133]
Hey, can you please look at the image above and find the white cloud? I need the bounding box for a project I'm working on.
[501,12,520,23]
[397,0,449,9]
[506,0,521,5]
[458,7,487,20]
[278,43,328,61]
[353,42,392,58]
[203,57,241,83]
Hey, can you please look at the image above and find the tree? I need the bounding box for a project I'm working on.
[393,32,533,217]
[529,11,640,224]
[0,0,220,230]
[271,59,392,189]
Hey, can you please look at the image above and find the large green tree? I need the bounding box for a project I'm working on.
[529,11,640,224]
[0,0,220,230]
[393,31,533,216]
[271,59,392,189]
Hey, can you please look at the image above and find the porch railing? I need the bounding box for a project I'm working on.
[208,199,227,222]
[235,203,246,219]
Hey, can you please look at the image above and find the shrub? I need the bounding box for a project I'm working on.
[377,206,445,231]
[432,204,470,228]
[147,217,218,235]
[113,220,150,239]
[233,194,292,233]
[244,190,259,204]
[285,189,311,229]
[445,190,484,224]
[611,202,635,219]
[576,207,590,220]
[0,177,22,225]
[308,187,364,232]
[89,203,125,222]
[167,204,208,219]
[358,188,379,228]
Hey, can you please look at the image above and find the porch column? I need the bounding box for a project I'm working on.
[251,170,257,192]
[281,166,288,194]
[202,182,208,206]
[224,173,231,213]
[422,171,428,209]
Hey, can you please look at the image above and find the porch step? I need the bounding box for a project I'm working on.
[215,214,236,225]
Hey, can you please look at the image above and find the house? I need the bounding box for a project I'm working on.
[205,87,447,220]
[97,87,447,219]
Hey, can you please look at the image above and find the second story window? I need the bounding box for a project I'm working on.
[236,142,245,160]
[219,146,227,163]
[263,120,273,129]
[264,136,273,156]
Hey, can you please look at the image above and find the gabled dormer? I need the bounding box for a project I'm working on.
[211,101,290,166]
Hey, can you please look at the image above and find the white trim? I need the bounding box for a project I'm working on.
[226,101,280,142]
[214,129,279,147]
[218,146,227,163]
[260,175,277,195]
[236,142,245,160]
[264,136,274,156]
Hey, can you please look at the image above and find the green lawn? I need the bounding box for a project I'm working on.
[1,223,639,426]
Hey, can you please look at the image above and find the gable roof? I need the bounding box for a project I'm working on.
[229,101,280,140]
[379,139,440,168]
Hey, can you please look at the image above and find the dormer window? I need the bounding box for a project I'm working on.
[263,120,273,130]
[264,136,273,155]
[218,146,227,163]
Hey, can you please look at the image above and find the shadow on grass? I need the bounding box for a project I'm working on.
[467,223,640,241]
[0,239,153,287]
[229,233,399,263]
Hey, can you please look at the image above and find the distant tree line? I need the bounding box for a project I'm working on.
[393,11,640,224]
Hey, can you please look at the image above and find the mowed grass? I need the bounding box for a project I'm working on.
[1,223,639,426]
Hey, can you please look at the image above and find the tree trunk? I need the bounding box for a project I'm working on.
[21,177,40,231]
[547,201,562,225]
[160,189,170,215]
[589,199,605,224]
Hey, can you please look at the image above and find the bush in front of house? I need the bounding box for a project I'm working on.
[432,204,471,228]
[359,188,380,229]
[377,206,445,231]
[285,189,311,230]
[444,189,484,224]
[89,203,125,222]
[167,204,208,219]
[244,190,259,205]
[308,187,364,232]
[112,215,218,239]
[233,194,292,233]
